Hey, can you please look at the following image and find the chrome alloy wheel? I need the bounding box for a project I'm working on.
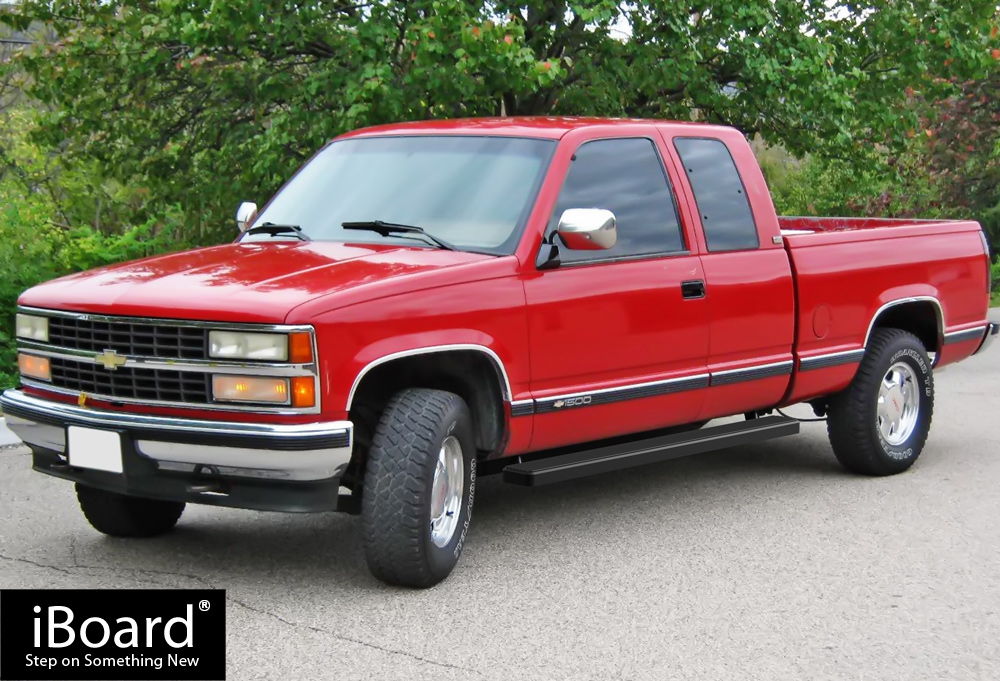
[877,362,920,446]
[429,435,464,548]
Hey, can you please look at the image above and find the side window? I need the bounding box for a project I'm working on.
[673,137,759,252]
[549,138,685,263]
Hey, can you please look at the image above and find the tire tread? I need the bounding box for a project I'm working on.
[361,388,467,587]
[827,328,933,476]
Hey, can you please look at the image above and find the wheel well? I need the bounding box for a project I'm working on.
[868,301,941,353]
[348,350,507,463]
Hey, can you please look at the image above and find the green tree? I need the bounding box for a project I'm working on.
[2,1,998,243]
[920,67,1000,251]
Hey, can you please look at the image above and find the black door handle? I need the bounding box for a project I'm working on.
[681,280,706,299]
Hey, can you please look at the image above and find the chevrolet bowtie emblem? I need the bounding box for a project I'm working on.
[94,349,127,370]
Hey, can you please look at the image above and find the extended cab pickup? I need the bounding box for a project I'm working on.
[3,118,996,586]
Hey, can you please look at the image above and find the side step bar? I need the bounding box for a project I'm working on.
[502,416,800,486]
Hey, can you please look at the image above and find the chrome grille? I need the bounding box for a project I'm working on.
[18,308,320,413]
[50,358,211,403]
[47,316,207,360]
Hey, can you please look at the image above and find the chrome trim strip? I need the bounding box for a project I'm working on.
[18,340,317,376]
[541,373,710,401]
[943,325,989,346]
[346,344,513,409]
[524,358,799,415]
[863,296,945,348]
[708,360,793,386]
[533,373,710,414]
[799,349,866,371]
[509,399,534,417]
[20,378,316,415]
[3,390,353,482]
[134,441,350,481]
[1,389,350,440]
[17,305,313,333]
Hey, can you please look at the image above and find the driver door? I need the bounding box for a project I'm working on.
[523,135,710,451]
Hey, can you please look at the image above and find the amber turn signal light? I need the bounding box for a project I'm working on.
[18,353,51,381]
[289,332,313,364]
[291,376,315,408]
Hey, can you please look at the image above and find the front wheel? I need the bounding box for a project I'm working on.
[360,388,476,587]
[827,328,934,476]
[76,484,185,537]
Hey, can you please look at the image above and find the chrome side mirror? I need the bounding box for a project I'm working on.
[556,208,617,250]
[236,201,258,233]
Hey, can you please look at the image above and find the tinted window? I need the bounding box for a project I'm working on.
[674,137,759,251]
[549,138,684,262]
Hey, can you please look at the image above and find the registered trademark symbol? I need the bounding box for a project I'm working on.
[199,600,211,612]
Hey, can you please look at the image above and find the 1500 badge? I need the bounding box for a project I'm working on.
[553,396,592,408]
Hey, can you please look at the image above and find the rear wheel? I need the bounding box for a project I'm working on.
[76,484,185,537]
[360,388,476,588]
[827,329,934,476]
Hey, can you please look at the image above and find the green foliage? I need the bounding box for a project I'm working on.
[3,1,999,245]
[768,155,891,217]
[0,213,177,388]
[0,108,180,388]
[768,57,1000,256]
[918,69,1000,253]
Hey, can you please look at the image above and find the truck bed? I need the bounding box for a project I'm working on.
[777,215,989,405]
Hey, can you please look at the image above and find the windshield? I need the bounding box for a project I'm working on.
[245,135,555,254]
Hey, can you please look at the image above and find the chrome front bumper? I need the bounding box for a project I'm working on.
[1,389,355,512]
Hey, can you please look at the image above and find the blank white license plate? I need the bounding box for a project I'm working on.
[67,426,124,474]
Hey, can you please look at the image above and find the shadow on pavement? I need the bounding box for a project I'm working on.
[64,430,847,589]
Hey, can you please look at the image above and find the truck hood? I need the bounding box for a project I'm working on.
[19,241,493,323]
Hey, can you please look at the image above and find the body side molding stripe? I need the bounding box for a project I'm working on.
[509,400,535,417]
[521,357,798,415]
[708,360,793,386]
[533,374,710,414]
[943,325,990,346]
[799,349,866,371]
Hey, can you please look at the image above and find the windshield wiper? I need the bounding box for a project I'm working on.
[342,220,456,251]
[244,222,310,241]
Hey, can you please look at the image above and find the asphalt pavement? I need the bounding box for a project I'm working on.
[2,322,999,680]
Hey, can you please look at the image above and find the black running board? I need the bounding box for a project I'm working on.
[502,416,799,486]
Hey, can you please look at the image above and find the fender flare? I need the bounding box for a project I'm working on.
[345,344,513,411]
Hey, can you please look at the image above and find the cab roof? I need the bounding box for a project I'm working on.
[335,116,732,141]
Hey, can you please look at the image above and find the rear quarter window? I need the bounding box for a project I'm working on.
[673,137,759,252]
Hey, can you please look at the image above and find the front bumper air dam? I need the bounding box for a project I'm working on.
[0,389,355,512]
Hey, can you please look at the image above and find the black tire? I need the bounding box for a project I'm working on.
[827,328,934,476]
[76,484,185,537]
[360,388,476,588]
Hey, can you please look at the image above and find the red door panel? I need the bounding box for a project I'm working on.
[523,255,709,450]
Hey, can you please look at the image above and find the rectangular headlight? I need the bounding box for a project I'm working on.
[212,375,290,404]
[18,353,51,381]
[16,314,48,342]
[209,331,288,361]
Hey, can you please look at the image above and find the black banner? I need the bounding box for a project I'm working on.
[1,589,225,680]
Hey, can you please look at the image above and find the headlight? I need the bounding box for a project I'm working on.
[16,314,48,342]
[18,353,51,381]
[212,376,290,404]
[209,331,289,361]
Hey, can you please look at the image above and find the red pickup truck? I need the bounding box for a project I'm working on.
[3,118,995,587]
